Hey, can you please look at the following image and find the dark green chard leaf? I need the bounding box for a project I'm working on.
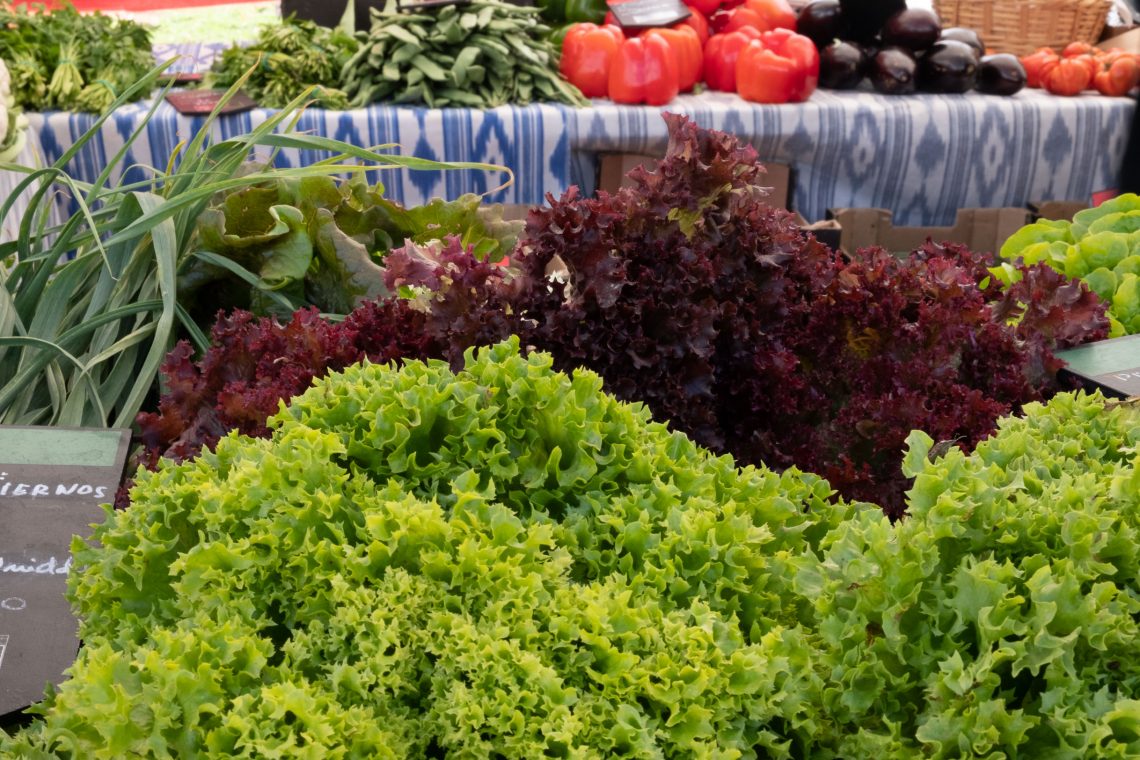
[188,175,523,316]
[203,16,359,109]
[308,208,389,314]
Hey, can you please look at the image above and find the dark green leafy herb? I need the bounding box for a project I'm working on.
[0,3,154,112]
[343,0,588,108]
[204,16,358,110]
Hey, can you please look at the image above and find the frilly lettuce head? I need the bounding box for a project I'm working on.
[4,340,1140,757]
[1002,195,1140,335]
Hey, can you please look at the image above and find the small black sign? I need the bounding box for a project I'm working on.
[607,0,691,30]
[0,427,131,717]
[165,89,258,116]
[1056,334,1140,399]
[397,0,471,10]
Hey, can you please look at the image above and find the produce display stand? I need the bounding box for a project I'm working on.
[22,44,1135,225]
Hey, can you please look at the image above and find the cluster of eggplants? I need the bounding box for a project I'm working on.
[797,1,1026,96]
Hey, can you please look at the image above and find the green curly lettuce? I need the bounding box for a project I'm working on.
[3,339,845,757]
[1001,194,1140,336]
[4,340,1140,757]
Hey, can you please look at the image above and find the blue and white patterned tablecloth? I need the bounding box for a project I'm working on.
[566,89,1136,226]
[24,101,570,209]
[14,42,1136,226]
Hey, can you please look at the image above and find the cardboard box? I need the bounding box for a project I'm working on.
[595,153,841,249]
[1101,26,1140,53]
[828,207,1029,255]
[1029,200,1089,222]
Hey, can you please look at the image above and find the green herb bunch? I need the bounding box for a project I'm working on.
[205,16,358,110]
[0,2,154,112]
[344,0,588,108]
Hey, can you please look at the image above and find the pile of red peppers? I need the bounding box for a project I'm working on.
[558,0,819,105]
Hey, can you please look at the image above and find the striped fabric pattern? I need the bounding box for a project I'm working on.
[24,101,572,208]
[564,89,1136,225]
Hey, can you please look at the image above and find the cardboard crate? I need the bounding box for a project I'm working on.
[1029,200,1090,222]
[828,207,1029,256]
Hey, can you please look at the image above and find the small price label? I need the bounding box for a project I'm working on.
[165,89,258,116]
[396,0,472,10]
[607,0,691,29]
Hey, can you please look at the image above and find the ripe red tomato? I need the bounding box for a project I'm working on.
[1062,41,1096,58]
[1094,56,1140,96]
[1043,57,1091,95]
[1020,48,1060,88]
[1071,54,1099,83]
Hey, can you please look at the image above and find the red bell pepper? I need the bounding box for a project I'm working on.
[643,26,703,92]
[703,28,762,91]
[560,23,625,98]
[737,42,801,103]
[735,31,818,103]
[760,28,818,101]
[744,0,796,30]
[608,34,680,105]
[1094,55,1140,96]
[675,8,709,44]
[685,0,721,16]
[710,6,768,33]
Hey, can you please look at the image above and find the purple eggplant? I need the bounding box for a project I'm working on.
[976,53,1026,96]
[882,9,941,52]
[820,41,866,89]
[918,40,979,93]
[797,0,844,49]
[869,47,917,94]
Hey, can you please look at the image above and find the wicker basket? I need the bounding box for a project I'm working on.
[933,0,1113,56]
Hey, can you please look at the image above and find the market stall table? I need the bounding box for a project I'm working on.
[19,43,1136,226]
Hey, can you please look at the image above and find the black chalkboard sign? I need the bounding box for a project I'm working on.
[165,90,258,116]
[0,427,130,717]
[606,0,691,30]
[1056,334,1140,399]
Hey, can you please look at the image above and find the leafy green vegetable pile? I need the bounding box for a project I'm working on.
[999,193,1140,336]
[204,16,358,110]
[343,0,587,108]
[5,340,1140,757]
[0,3,154,113]
[181,175,521,319]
